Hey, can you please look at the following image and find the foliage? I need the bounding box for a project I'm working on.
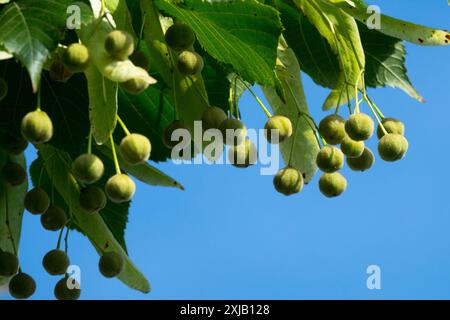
[0,0,448,299]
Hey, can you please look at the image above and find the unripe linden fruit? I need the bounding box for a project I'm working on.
[41,206,67,231]
[202,107,228,131]
[378,133,409,162]
[347,147,375,172]
[129,50,150,70]
[264,115,293,144]
[340,136,364,158]
[99,251,124,278]
[319,172,347,198]
[105,174,136,203]
[119,133,151,165]
[165,23,195,51]
[273,167,304,196]
[228,139,257,168]
[121,68,150,95]
[219,118,247,146]
[0,134,28,155]
[0,251,19,277]
[21,110,54,144]
[316,145,344,173]
[79,186,107,213]
[72,153,104,184]
[24,187,50,215]
[42,249,69,276]
[177,51,204,75]
[104,30,135,61]
[345,113,374,141]
[0,78,8,101]
[49,59,73,83]
[163,120,189,149]
[62,43,90,73]
[54,276,81,300]
[8,273,36,299]
[319,114,346,145]
[2,162,27,186]
[376,117,405,139]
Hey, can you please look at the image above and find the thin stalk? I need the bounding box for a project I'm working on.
[110,134,121,174]
[240,78,272,118]
[116,115,131,136]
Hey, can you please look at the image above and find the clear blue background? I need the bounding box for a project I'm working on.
[2,1,450,300]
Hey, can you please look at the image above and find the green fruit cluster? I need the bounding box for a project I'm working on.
[165,23,196,51]
[104,30,135,61]
[228,139,257,168]
[105,173,136,203]
[219,118,247,146]
[2,162,27,186]
[72,153,105,184]
[119,133,151,165]
[21,110,54,145]
[41,205,68,231]
[79,186,107,213]
[54,276,81,300]
[202,107,228,131]
[313,112,408,197]
[163,120,189,149]
[42,249,70,276]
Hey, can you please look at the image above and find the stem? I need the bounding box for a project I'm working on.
[36,84,42,111]
[64,227,70,254]
[228,81,234,118]
[4,188,18,257]
[188,76,209,106]
[110,134,121,174]
[87,127,93,154]
[366,97,387,135]
[240,78,272,118]
[366,95,385,119]
[56,227,64,250]
[116,115,131,136]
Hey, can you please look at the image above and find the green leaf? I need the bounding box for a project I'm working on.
[104,0,136,36]
[274,0,339,89]
[293,0,365,110]
[0,0,73,92]
[262,37,319,183]
[334,0,450,46]
[154,0,282,88]
[0,151,27,286]
[359,22,424,103]
[36,144,150,293]
[84,64,118,145]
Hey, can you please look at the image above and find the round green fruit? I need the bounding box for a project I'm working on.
[177,51,204,75]
[72,153,104,184]
[165,23,195,51]
[345,113,374,141]
[119,133,151,165]
[0,78,8,101]
[378,133,408,162]
[24,187,50,215]
[0,251,19,277]
[0,134,28,155]
[346,147,375,172]
[2,162,27,186]
[20,110,54,144]
[79,186,107,213]
[273,167,304,196]
[54,276,81,300]
[99,251,124,278]
[41,206,67,231]
[104,30,135,61]
[219,118,247,146]
[227,139,257,168]
[62,43,90,73]
[129,50,150,70]
[42,249,69,276]
[264,115,293,144]
[319,114,346,145]
[9,273,36,299]
[163,120,189,149]
[340,136,364,158]
[376,117,405,139]
[316,145,344,173]
[319,172,347,198]
[121,69,150,95]
[105,174,136,203]
[201,107,228,131]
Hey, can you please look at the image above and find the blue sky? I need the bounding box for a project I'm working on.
[2,1,450,300]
